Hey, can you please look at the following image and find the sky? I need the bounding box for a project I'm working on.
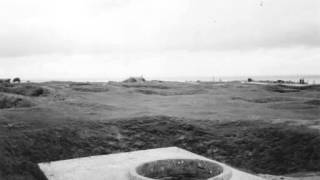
[0,0,319,81]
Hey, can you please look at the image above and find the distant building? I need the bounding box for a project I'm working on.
[299,78,306,84]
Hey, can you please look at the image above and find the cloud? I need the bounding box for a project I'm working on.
[0,0,319,80]
[0,0,319,57]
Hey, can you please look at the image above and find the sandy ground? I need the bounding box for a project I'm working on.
[0,81,319,180]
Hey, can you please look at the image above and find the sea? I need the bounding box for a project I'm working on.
[154,75,320,84]
[30,75,320,84]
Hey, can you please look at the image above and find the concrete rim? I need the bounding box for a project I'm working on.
[128,158,233,180]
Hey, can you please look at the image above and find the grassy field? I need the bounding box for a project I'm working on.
[0,81,320,180]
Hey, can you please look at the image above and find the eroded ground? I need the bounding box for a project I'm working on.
[0,81,319,180]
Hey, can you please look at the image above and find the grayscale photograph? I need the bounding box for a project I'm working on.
[0,0,320,180]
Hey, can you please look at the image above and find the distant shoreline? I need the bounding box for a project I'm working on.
[20,75,320,84]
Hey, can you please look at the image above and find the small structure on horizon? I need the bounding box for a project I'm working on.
[13,77,21,83]
[276,80,285,84]
[299,78,306,84]
[123,77,146,83]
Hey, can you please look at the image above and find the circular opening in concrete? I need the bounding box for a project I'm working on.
[134,159,225,180]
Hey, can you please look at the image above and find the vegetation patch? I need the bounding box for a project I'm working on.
[0,94,33,109]
[135,88,207,96]
[270,102,318,110]
[70,83,109,92]
[265,85,300,93]
[0,84,47,97]
[306,85,320,91]
[122,83,170,89]
[305,99,320,106]
[66,101,118,110]
[1,116,320,180]
[231,96,294,103]
[69,82,91,86]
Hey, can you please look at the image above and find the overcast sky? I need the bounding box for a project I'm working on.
[0,0,319,81]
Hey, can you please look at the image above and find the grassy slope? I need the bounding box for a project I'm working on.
[0,81,319,180]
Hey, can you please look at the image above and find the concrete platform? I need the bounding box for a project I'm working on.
[39,147,265,180]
